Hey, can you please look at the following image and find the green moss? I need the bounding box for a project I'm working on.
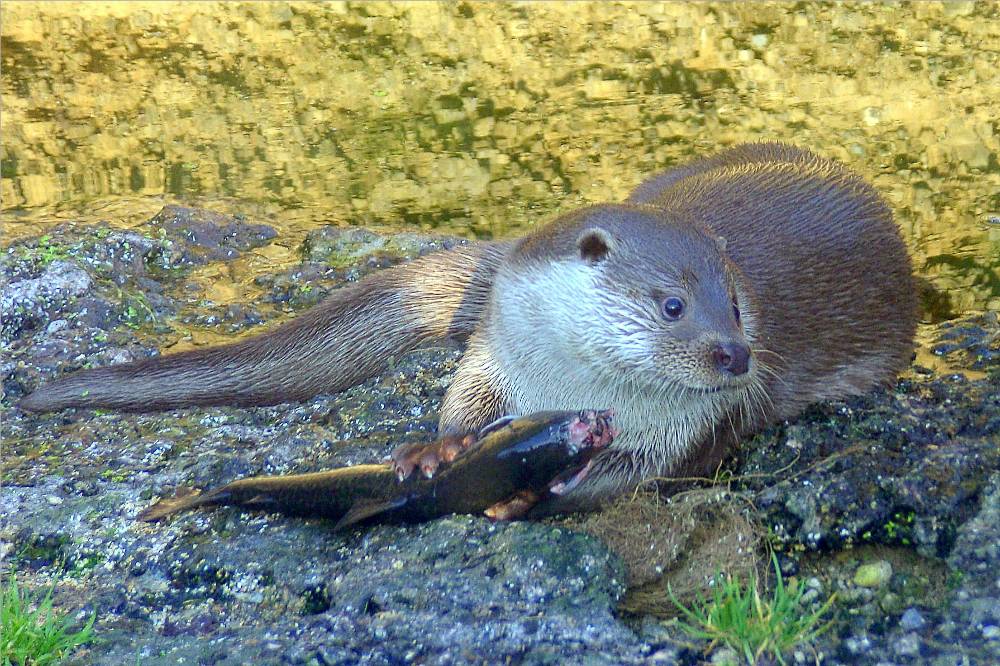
[17,235,73,268]
[12,536,71,568]
[118,290,157,330]
[882,510,916,545]
[67,553,106,578]
[99,469,130,483]
[946,569,965,590]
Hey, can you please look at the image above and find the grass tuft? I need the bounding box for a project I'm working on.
[669,554,835,665]
[1,574,95,666]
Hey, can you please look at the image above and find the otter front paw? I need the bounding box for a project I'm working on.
[390,432,477,481]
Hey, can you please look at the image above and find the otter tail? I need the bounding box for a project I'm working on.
[20,243,509,412]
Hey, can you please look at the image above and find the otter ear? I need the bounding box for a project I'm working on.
[576,227,615,264]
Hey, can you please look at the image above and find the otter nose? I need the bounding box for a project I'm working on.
[712,342,750,376]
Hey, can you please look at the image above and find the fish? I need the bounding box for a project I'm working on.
[136,409,615,529]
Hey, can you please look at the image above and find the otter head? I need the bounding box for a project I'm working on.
[545,204,758,396]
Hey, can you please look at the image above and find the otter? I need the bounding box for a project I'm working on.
[20,143,918,511]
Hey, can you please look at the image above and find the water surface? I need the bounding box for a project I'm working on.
[2,1,997,318]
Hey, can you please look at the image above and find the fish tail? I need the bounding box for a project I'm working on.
[136,487,229,522]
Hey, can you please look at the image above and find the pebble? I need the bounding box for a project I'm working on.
[936,620,958,639]
[893,632,922,657]
[854,560,893,588]
[900,607,926,631]
[879,591,902,613]
[983,625,1000,640]
[648,648,680,663]
[710,647,739,665]
[844,635,872,655]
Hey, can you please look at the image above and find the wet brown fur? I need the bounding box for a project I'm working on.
[21,143,917,508]
[632,143,917,483]
[20,243,510,411]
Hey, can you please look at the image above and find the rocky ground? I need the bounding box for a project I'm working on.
[1,207,998,665]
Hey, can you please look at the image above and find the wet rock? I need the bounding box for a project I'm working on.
[741,327,999,558]
[1,207,284,403]
[300,225,461,266]
[145,205,277,266]
[928,472,1000,663]
[3,213,999,665]
[0,260,92,343]
[2,486,642,664]
[933,311,1000,375]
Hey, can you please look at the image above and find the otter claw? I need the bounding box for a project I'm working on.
[417,450,441,478]
[390,433,477,481]
[390,442,422,480]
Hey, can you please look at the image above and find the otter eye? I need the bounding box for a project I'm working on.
[733,301,741,324]
[661,296,685,321]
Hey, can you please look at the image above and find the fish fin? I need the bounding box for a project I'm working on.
[477,415,516,438]
[484,490,540,521]
[240,494,278,507]
[137,487,222,522]
[335,497,407,531]
[548,459,595,496]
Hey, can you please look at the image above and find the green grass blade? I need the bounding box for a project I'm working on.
[1,573,95,666]
[666,554,836,665]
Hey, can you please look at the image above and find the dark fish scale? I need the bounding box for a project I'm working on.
[138,410,613,529]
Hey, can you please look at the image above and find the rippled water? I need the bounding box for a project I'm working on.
[2,1,997,317]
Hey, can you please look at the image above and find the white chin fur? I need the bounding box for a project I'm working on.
[490,260,737,476]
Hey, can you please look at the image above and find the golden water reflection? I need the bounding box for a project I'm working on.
[2,1,998,315]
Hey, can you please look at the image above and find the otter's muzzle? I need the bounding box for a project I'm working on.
[712,341,751,376]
